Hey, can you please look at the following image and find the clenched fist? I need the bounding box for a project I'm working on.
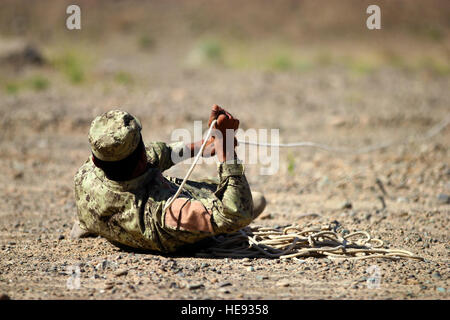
[208,104,239,162]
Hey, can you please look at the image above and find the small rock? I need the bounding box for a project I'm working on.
[258,213,273,220]
[188,283,204,290]
[246,266,255,272]
[256,275,268,281]
[277,281,290,287]
[218,282,232,288]
[58,235,65,240]
[437,194,450,204]
[396,197,409,203]
[341,201,352,210]
[437,287,446,293]
[432,271,442,279]
[114,269,128,277]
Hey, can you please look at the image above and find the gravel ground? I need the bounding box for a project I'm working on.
[0,39,449,300]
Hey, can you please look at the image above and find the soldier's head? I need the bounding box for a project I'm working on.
[89,110,147,181]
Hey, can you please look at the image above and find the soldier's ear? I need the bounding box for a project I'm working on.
[92,155,100,167]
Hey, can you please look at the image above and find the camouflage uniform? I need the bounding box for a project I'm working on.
[74,110,253,253]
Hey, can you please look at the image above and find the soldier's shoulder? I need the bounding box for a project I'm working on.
[74,158,96,185]
[145,142,166,165]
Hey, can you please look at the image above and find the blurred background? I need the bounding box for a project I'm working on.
[0,0,448,94]
[0,0,448,175]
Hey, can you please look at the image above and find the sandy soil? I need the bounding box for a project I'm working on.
[0,38,449,300]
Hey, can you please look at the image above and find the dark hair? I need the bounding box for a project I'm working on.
[92,137,145,181]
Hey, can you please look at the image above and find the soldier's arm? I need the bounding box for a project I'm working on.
[146,140,215,172]
[163,160,253,235]
[164,108,253,236]
[209,161,254,232]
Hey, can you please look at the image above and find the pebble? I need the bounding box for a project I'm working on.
[341,201,353,210]
[58,235,65,240]
[277,281,290,287]
[246,266,255,272]
[436,287,446,293]
[256,275,269,281]
[188,283,204,290]
[396,197,409,203]
[114,269,128,277]
[218,282,232,288]
[437,194,450,204]
[258,213,273,220]
[432,271,442,279]
[104,284,114,290]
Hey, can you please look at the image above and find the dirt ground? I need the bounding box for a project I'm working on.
[0,1,449,301]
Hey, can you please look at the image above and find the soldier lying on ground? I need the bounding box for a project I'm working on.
[71,105,266,253]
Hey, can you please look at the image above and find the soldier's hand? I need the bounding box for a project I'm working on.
[208,104,237,129]
[209,105,239,162]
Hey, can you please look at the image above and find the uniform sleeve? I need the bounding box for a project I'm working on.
[145,141,186,172]
[159,159,254,252]
[209,160,254,233]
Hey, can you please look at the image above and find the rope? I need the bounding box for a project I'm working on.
[163,119,217,212]
[238,114,450,154]
[196,223,423,261]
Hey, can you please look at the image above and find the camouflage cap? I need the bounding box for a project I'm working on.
[88,110,142,162]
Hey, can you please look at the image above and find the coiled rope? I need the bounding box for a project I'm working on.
[196,223,423,261]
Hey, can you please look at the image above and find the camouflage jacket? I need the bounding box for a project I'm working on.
[74,142,253,253]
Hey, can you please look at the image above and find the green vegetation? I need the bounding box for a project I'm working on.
[270,54,293,71]
[138,34,155,50]
[52,52,85,84]
[4,82,20,94]
[29,75,50,91]
[199,39,223,62]
[417,56,450,76]
[287,153,296,175]
[114,71,134,85]
[3,75,51,94]
[187,39,224,66]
